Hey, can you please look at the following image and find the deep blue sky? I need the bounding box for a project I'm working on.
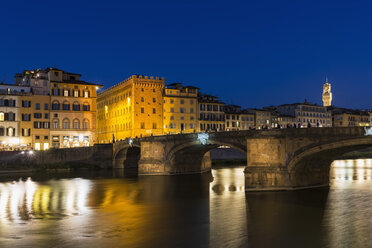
[1,0,372,108]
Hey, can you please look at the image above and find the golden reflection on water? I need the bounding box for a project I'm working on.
[326,159,372,248]
[0,178,92,223]
[209,166,247,248]
[1,161,372,248]
[331,159,372,183]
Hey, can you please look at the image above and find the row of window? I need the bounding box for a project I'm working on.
[200,123,224,131]
[298,118,331,124]
[226,115,255,121]
[97,122,132,133]
[0,99,16,107]
[51,89,90,98]
[19,129,49,139]
[34,122,50,129]
[0,127,15,136]
[141,97,157,103]
[0,112,15,121]
[300,106,327,113]
[22,101,49,110]
[98,92,132,107]
[165,107,193,113]
[53,119,90,129]
[140,122,157,129]
[21,113,49,121]
[141,108,157,114]
[165,116,195,121]
[164,99,195,105]
[298,112,330,118]
[51,102,90,111]
[165,123,196,130]
[199,104,224,112]
[199,113,224,121]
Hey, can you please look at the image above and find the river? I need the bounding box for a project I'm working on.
[0,159,372,248]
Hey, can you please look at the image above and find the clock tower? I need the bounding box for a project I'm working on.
[322,78,332,107]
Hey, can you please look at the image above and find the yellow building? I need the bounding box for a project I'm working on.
[331,108,370,127]
[163,83,198,134]
[240,111,255,130]
[15,67,100,149]
[0,84,29,150]
[19,95,51,150]
[97,75,164,143]
[197,94,225,132]
[49,68,100,148]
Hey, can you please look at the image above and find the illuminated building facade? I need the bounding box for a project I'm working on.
[277,115,297,128]
[15,67,101,149]
[240,110,255,130]
[322,78,332,107]
[245,109,272,129]
[225,105,241,131]
[97,75,164,143]
[163,83,198,134]
[19,95,51,150]
[197,94,225,132]
[0,85,30,150]
[331,107,370,127]
[48,68,100,148]
[277,101,332,127]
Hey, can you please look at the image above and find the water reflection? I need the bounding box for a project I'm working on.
[0,178,91,223]
[0,160,372,248]
[209,166,247,248]
[331,159,372,183]
[325,159,372,248]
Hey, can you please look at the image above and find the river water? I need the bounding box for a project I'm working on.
[0,159,372,248]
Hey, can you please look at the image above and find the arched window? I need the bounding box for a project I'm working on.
[0,112,3,121]
[63,118,70,129]
[0,127,4,136]
[73,119,80,129]
[52,101,60,110]
[53,118,59,129]
[73,101,80,111]
[83,119,89,129]
[63,101,70,111]
[83,102,90,111]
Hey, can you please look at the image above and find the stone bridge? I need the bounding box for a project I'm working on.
[113,127,372,191]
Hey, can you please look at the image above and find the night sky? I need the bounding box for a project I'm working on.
[1,0,372,109]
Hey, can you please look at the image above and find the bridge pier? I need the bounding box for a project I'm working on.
[244,166,330,191]
[244,136,332,191]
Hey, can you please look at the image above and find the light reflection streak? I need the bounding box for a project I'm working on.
[330,159,372,185]
[0,177,92,223]
[209,166,247,248]
[326,158,372,248]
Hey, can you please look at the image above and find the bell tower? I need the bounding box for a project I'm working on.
[322,78,332,107]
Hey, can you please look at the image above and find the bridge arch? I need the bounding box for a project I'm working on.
[114,144,141,174]
[287,137,372,188]
[164,139,247,174]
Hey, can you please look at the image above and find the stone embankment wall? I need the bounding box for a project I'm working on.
[0,144,113,170]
